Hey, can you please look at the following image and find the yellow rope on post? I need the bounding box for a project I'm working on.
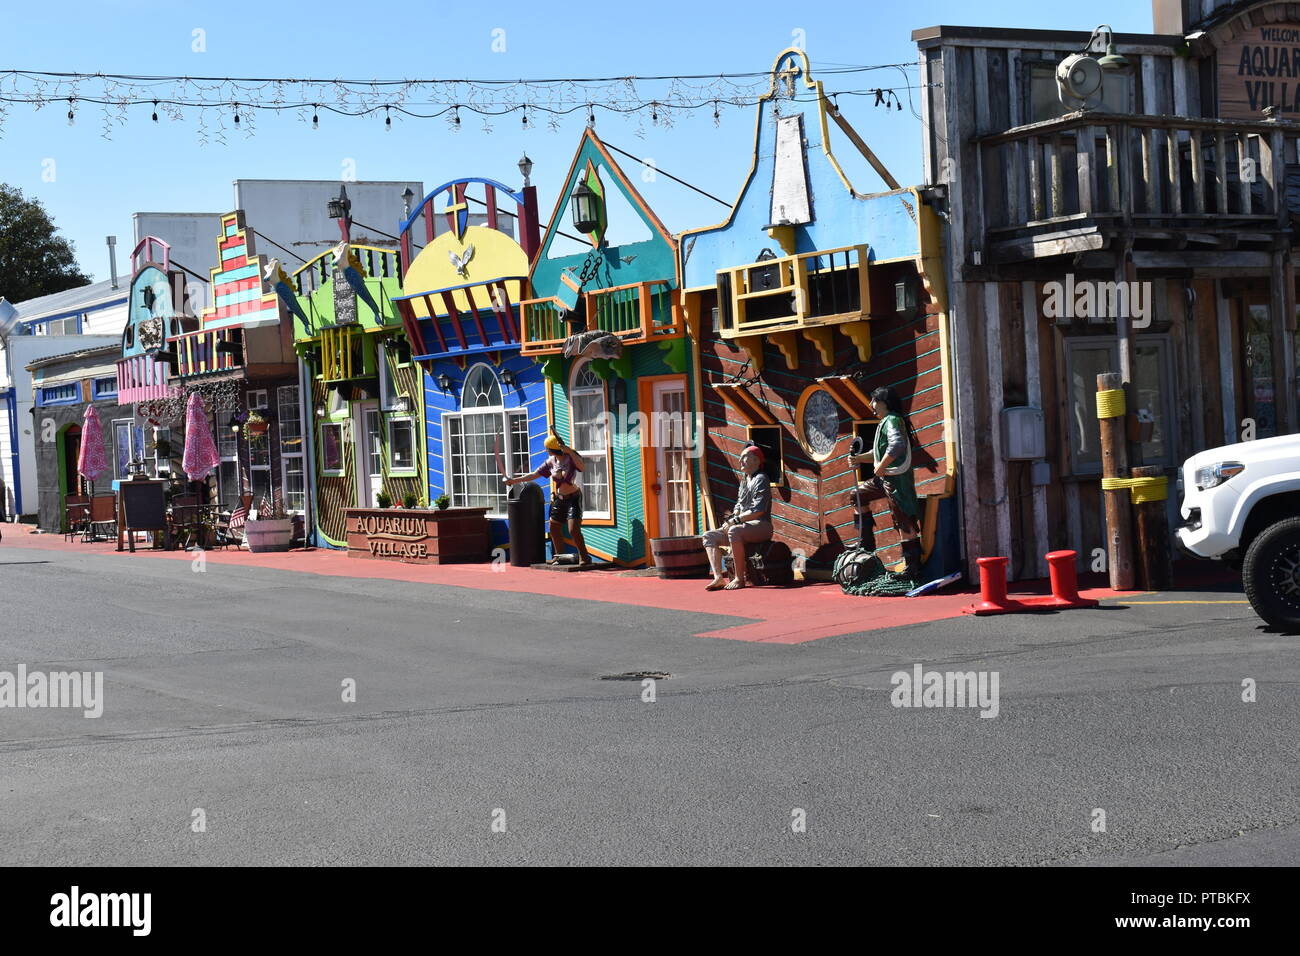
[1095,388,1126,419]
[1101,475,1168,503]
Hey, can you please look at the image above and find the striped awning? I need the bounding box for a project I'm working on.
[116,354,175,403]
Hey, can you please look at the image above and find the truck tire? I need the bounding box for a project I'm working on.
[1242,516,1300,632]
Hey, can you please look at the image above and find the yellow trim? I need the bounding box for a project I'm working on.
[770,330,799,369]
[802,326,835,365]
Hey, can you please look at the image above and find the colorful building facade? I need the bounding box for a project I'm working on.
[679,49,957,579]
[285,242,420,547]
[393,176,545,550]
[521,130,696,566]
[170,212,301,515]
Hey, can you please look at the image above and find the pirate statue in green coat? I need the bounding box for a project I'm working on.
[848,386,923,579]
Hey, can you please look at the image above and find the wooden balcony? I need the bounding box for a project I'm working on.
[294,245,403,297]
[170,327,242,378]
[519,280,681,356]
[977,112,1295,266]
[713,245,873,371]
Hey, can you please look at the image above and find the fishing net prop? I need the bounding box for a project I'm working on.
[832,547,918,597]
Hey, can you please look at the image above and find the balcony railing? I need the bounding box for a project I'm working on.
[171,327,242,378]
[319,325,370,382]
[978,112,1293,241]
[293,245,403,297]
[715,244,869,337]
[519,280,681,356]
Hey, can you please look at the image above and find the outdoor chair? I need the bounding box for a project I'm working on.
[85,495,117,542]
[170,495,201,550]
[211,510,244,550]
[64,495,90,542]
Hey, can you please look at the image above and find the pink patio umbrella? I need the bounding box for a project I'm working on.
[181,393,222,485]
[77,405,109,495]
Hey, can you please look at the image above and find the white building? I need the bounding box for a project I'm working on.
[1,280,125,520]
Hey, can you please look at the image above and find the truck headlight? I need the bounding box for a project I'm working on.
[1194,461,1244,490]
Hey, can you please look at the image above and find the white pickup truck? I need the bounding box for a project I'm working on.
[1177,434,1300,630]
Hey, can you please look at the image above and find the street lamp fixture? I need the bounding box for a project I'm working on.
[570,180,600,235]
[500,368,517,387]
[1093,25,1133,74]
[518,154,533,188]
[327,184,352,221]
[436,372,454,393]
[401,187,416,218]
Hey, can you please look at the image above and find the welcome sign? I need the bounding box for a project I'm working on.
[1219,23,1300,119]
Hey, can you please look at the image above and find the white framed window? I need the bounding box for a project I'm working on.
[112,419,145,480]
[443,363,526,518]
[1063,334,1175,476]
[247,389,269,410]
[387,416,417,473]
[568,358,610,518]
[278,385,305,513]
[217,419,240,506]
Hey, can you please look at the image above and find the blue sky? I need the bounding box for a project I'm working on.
[3,0,1151,281]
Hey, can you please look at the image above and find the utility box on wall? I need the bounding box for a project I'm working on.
[1000,406,1046,460]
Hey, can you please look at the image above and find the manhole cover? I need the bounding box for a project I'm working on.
[599,671,671,681]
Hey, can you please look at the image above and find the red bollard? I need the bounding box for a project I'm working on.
[1044,550,1098,608]
[962,556,1026,615]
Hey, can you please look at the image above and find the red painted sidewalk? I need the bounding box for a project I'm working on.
[0,527,1141,644]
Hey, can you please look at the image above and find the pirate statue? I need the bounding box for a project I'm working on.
[505,429,592,566]
[848,387,923,579]
[702,445,773,591]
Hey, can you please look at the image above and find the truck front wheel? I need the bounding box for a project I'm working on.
[1242,516,1300,632]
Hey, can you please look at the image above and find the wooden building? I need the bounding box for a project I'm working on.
[916,0,1300,580]
[282,242,418,547]
[166,212,301,514]
[393,175,545,551]
[113,236,195,483]
[521,130,696,566]
[678,49,957,579]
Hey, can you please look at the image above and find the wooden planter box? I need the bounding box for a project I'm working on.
[345,507,490,564]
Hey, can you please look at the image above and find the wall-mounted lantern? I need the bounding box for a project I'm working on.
[570,180,600,235]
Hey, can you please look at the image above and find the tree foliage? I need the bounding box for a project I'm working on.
[0,184,91,304]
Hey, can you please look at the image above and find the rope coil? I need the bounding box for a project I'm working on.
[1101,475,1168,503]
[1095,388,1126,419]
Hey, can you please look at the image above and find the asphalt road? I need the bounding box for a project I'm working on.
[1,547,1296,866]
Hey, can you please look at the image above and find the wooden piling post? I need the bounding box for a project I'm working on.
[1130,464,1172,591]
[1098,372,1136,590]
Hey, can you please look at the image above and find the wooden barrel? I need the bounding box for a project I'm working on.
[650,535,711,579]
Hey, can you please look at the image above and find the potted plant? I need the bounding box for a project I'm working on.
[376,490,392,509]
[244,492,294,552]
[434,493,450,511]
[403,492,420,510]
[245,410,270,438]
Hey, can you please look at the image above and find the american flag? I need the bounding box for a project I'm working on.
[229,502,248,533]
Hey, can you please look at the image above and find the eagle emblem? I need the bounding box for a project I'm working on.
[448,244,475,278]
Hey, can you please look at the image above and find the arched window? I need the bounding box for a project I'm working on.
[442,363,529,517]
[568,358,610,518]
[463,363,503,409]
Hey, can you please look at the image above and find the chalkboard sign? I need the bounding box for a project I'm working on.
[332,267,359,326]
[119,479,168,552]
